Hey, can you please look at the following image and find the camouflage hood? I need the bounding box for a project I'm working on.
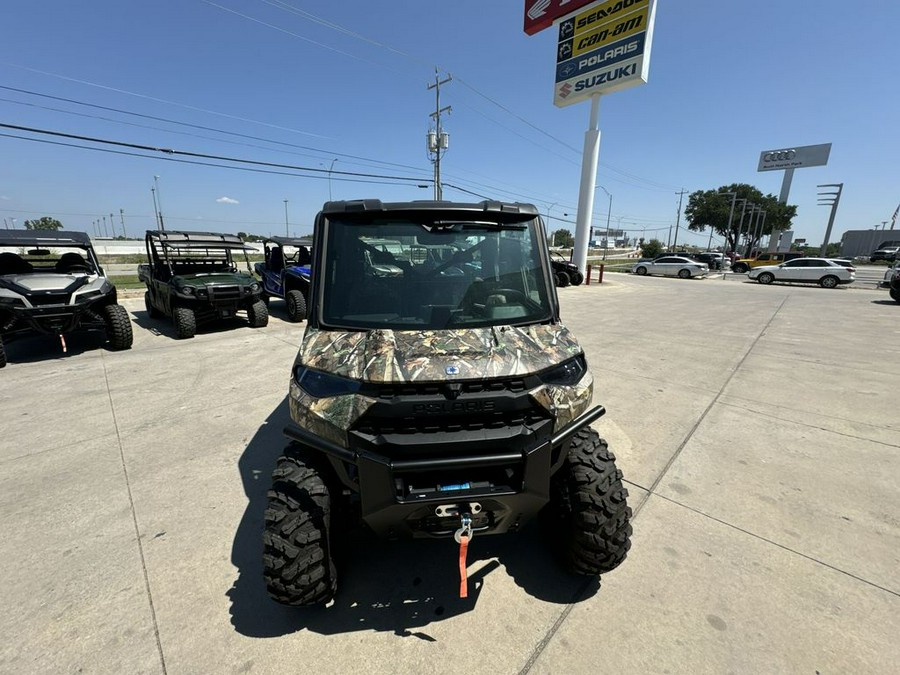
[298,324,583,382]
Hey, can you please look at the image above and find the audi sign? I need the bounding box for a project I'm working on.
[758,143,832,172]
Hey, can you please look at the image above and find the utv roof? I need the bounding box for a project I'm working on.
[321,199,540,217]
[0,229,92,246]
[264,236,313,247]
[145,230,255,250]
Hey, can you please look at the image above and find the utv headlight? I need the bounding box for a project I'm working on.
[294,366,361,398]
[181,286,195,295]
[539,354,587,387]
[249,282,260,292]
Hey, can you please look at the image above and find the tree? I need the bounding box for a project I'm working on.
[552,228,574,248]
[24,217,63,231]
[684,183,797,255]
[640,238,665,259]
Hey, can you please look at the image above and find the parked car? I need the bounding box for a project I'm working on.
[731,251,804,274]
[870,240,900,263]
[748,257,855,288]
[254,236,312,321]
[881,261,900,288]
[890,266,900,302]
[632,256,709,279]
[693,252,729,270]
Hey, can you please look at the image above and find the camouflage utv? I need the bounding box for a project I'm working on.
[264,199,632,605]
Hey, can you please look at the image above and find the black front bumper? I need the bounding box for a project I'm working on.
[283,405,605,539]
[1,303,106,341]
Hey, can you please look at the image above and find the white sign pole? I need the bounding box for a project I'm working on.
[573,94,601,274]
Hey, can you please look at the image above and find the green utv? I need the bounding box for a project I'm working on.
[138,230,267,339]
[264,199,633,605]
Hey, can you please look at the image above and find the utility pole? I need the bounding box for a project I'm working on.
[426,70,451,201]
[119,209,126,238]
[671,189,686,251]
[102,216,108,237]
[109,213,115,239]
[283,199,289,237]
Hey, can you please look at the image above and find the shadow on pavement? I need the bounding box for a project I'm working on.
[131,308,258,339]
[2,329,110,365]
[228,398,600,639]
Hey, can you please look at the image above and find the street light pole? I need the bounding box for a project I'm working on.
[283,199,289,237]
[717,191,738,252]
[328,159,337,201]
[546,201,559,247]
[153,175,166,231]
[595,184,612,260]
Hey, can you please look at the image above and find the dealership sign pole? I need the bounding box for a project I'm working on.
[757,142,831,250]
[525,0,657,274]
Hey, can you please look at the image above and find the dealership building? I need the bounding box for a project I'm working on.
[839,230,900,258]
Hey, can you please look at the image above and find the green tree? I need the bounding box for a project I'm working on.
[684,183,797,255]
[640,238,665,258]
[552,228,574,247]
[23,216,63,230]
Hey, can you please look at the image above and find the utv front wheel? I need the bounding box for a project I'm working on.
[551,428,632,575]
[570,271,585,286]
[555,271,571,287]
[173,306,196,339]
[0,336,7,368]
[247,299,269,328]
[263,448,337,606]
[103,304,134,350]
[891,289,900,302]
[286,290,307,322]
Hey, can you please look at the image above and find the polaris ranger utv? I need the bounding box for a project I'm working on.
[0,229,132,367]
[139,230,267,339]
[264,200,632,605]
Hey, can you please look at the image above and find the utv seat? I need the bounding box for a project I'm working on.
[0,252,33,275]
[55,252,91,273]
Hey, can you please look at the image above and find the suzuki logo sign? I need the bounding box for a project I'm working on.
[524,0,597,35]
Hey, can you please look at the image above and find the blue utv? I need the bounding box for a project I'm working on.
[254,236,312,322]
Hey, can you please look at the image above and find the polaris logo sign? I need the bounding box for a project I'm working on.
[553,0,657,107]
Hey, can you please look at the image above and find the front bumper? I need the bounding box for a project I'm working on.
[283,404,606,539]
[0,303,106,340]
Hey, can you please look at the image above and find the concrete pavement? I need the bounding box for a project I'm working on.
[1,275,898,674]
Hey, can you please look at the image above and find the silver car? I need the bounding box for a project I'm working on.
[632,256,709,279]
[748,257,855,288]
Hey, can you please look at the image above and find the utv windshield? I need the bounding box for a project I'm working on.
[320,216,553,330]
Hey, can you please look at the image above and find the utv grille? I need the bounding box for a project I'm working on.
[349,375,553,460]
[28,293,70,307]
[210,285,241,301]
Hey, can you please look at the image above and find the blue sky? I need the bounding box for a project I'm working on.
[1,0,897,247]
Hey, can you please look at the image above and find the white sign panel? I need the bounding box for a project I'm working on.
[757,143,832,172]
[554,0,657,107]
